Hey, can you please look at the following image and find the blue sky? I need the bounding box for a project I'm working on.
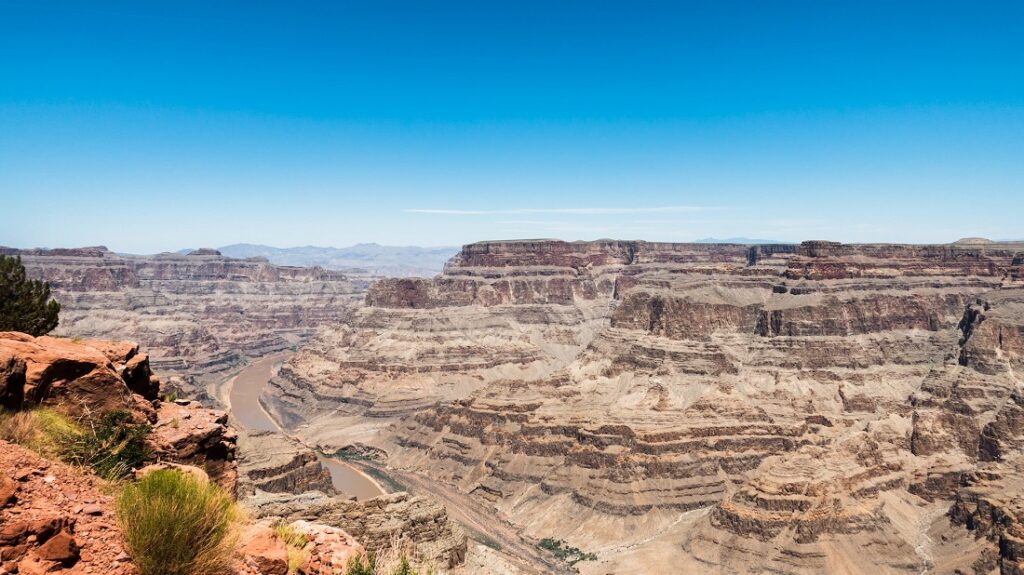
[1,1,1022,252]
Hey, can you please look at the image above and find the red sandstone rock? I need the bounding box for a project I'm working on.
[0,440,136,574]
[0,332,147,419]
[147,401,238,492]
[239,525,289,575]
[34,529,79,564]
[0,473,16,507]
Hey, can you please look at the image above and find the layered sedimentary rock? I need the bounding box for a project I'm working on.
[236,430,335,497]
[233,425,470,570]
[2,246,364,401]
[249,490,467,568]
[266,238,1024,574]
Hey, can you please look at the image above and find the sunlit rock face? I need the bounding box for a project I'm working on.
[265,238,1024,573]
[3,246,364,401]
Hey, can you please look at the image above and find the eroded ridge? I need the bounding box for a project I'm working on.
[2,246,364,401]
[265,238,1024,574]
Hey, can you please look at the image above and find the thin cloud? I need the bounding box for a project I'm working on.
[404,206,725,215]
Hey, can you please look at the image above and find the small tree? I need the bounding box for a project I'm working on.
[0,254,60,335]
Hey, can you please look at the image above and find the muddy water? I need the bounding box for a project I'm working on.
[228,353,385,500]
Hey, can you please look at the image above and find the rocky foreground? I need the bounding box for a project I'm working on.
[266,238,1024,574]
[0,332,468,574]
[2,247,365,401]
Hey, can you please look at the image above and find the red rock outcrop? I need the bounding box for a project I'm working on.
[0,333,240,491]
[0,332,156,420]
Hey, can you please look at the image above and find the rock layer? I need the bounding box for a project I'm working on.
[2,246,364,402]
[267,239,1024,574]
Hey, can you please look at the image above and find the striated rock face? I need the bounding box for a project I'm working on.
[236,430,335,497]
[266,238,1024,574]
[248,490,468,568]
[234,427,468,570]
[2,246,365,402]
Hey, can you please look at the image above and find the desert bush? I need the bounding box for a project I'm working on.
[538,537,597,568]
[1,407,151,480]
[63,409,151,480]
[345,554,379,575]
[116,469,240,575]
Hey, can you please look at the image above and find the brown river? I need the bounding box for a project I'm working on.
[227,352,385,500]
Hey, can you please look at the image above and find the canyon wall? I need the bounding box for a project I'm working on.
[266,239,1024,574]
[2,247,364,401]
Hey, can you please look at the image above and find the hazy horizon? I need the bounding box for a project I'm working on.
[2,1,1022,253]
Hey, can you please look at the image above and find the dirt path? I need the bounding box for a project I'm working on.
[374,466,570,575]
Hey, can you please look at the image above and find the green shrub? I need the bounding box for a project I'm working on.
[392,556,415,575]
[0,254,60,336]
[117,469,239,575]
[63,410,151,480]
[0,408,150,480]
[346,554,378,575]
[538,538,597,568]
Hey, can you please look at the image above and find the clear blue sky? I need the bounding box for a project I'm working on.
[2,1,1022,252]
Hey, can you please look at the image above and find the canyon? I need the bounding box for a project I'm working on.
[261,238,1024,574]
[1,246,366,403]
[7,238,1024,574]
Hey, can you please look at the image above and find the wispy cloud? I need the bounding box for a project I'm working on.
[404,206,725,215]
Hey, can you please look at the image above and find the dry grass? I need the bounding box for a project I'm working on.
[0,407,150,481]
[344,534,442,575]
[274,522,310,574]
[0,407,80,456]
[116,469,240,575]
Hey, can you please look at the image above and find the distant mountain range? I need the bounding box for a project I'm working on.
[693,237,791,244]
[215,243,459,277]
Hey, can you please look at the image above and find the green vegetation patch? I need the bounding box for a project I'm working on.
[538,538,598,569]
[0,407,151,480]
[116,469,240,575]
[0,254,60,336]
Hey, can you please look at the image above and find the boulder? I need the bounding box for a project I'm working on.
[35,529,79,564]
[148,401,238,492]
[0,332,140,418]
[240,525,289,575]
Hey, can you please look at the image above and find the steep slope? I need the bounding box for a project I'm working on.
[265,239,1024,574]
